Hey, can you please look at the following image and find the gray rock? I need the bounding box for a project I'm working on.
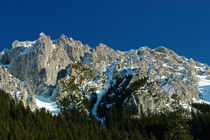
[0,32,208,116]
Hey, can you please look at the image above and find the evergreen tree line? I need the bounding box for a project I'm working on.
[0,90,209,140]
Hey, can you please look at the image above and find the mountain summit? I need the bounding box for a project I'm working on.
[0,33,209,119]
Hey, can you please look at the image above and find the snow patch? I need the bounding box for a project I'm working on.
[23,41,36,47]
[52,44,56,49]
[158,76,175,95]
[35,94,60,115]
[180,102,192,111]
[192,98,210,105]
[197,75,210,102]
[16,88,21,100]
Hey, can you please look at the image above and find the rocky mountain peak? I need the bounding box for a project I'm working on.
[58,34,69,43]
[0,33,209,118]
[39,32,47,38]
[155,46,170,53]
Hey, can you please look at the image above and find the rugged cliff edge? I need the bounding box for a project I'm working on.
[0,33,209,118]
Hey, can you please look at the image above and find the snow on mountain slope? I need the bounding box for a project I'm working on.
[193,65,210,103]
[197,75,210,102]
[35,95,60,115]
[92,60,119,127]
[1,32,210,117]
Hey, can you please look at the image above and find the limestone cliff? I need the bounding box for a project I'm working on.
[0,32,209,118]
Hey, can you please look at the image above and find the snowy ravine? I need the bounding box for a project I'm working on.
[92,61,119,127]
[35,95,60,115]
[92,89,106,127]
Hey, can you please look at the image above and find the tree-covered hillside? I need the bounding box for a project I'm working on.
[0,90,209,140]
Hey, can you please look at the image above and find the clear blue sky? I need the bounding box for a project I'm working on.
[0,0,210,64]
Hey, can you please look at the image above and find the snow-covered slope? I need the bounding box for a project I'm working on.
[197,75,210,102]
[35,95,60,115]
[193,65,210,103]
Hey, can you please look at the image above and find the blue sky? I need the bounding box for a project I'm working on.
[0,0,210,64]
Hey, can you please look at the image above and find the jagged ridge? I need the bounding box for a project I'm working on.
[0,32,210,119]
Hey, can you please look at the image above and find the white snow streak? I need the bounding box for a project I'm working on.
[92,60,120,127]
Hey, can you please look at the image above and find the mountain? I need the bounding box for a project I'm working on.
[0,32,209,121]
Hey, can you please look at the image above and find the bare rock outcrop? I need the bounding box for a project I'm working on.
[0,32,209,116]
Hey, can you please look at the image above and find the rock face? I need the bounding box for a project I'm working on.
[0,32,209,117]
[8,33,91,95]
[0,65,36,110]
